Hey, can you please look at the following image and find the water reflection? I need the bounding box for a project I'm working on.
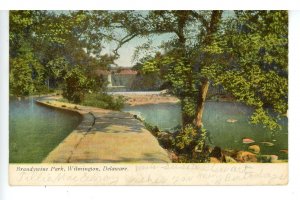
[9,97,81,163]
[123,101,288,159]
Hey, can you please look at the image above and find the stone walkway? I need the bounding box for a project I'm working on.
[37,99,171,163]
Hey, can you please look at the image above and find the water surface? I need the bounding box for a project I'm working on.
[9,97,81,163]
[123,101,288,159]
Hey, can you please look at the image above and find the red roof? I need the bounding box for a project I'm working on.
[115,69,137,75]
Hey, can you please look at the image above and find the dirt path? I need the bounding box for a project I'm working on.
[37,100,171,163]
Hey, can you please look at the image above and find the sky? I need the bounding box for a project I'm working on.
[102,33,175,67]
[102,10,234,67]
[54,10,234,67]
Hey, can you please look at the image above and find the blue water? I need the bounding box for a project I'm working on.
[123,102,288,159]
[9,97,81,163]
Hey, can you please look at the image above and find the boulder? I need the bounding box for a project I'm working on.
[168,151,179,162]
[279,149,288,154]
[270,155,278,162]
[223,148,238,158]
[236,151,257,163]
[157,131,173,148]
[260,142,274,147]
[259,155,279,163]
[242,138,255,144]
[210,146,222,159]
[248,145,260,154]
[157,131,172,140]
[210,157,221,163]
[226,118,238,123]
[225,156,238,163]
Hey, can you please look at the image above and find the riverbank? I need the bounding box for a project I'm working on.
[148,127,288,164]
[37,98,171,163]
[113,93,180,106]
[9,92,60,100]
[111,92,235,106]
[120,96,288,163]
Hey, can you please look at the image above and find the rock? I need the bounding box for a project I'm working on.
[259,155,271,162]
[236,151,257,163]
[209,146,227,162]
[210,157,221,163]
[270,155,278,162]
[225,156,237,163]
[168,151,179,162]
[242,138,255,144]
[210,146,222,159]
[259,155,279,163]
[157,131,171,139]
[157,132,173,148]
[280,149,288,154]
[227,118,238,123]
[260,142,274,146]
[223,148,238,157]
[248,145,260,154]
[160,89,169,95]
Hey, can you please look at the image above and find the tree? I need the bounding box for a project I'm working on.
[123,11,223,128]
[85,11,223,130]
[9,11,288,159]
[201,11,288,130]
[62,67,90,103]
[9,11,46,96]
[9,11,109,95]
[90,11,287,157]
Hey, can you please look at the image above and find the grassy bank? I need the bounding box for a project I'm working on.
[59,93,127,111]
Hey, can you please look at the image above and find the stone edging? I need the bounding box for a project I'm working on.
[35,99,171,163]
[35,100,96,133]
[35,100,98,162]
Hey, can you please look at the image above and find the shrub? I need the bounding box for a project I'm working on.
[9,52,44,96]
[62,67,89,103]
[82,93,126,111]
[174,124,210,162]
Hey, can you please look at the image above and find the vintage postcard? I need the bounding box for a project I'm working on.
[8,10,288,185]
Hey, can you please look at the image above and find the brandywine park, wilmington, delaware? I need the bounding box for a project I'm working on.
[9,11,288,164]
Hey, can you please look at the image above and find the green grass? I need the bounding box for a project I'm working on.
[81,93,126,111]
[58,93,127,111]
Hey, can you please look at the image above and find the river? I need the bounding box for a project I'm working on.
[9,97,288,162]
[9,97,81,163]
[123,101,288,159]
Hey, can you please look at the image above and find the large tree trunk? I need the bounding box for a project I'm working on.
[194,80,210,129]
[193,11,222,130]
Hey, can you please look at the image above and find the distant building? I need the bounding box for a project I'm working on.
[94,68,138,92]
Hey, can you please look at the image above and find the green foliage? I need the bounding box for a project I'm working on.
[140,11,288,132]
[82,93,126,111]
[201,11,288,130]
[61,66,105,104]
[173,125,210,162]
[175,124,198,152]
[46,57,70,79]
[9,10,288,162]
[62,67,90,103]
[9,50,44,96]
[10,57,34,96]
[142,56,199,124]
[10,11,109,97]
